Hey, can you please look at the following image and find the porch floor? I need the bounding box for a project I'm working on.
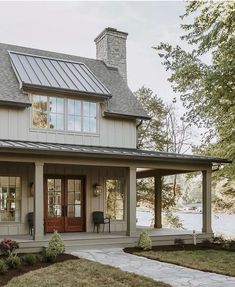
[0,227,202,243]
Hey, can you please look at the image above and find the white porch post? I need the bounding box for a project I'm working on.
[126,167,136,236]
[154,174,162,228]
[202,169,212,233]
[34,162,44,240]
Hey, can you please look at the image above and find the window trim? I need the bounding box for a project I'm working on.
[30,94,99,135]
[104,177,126,222]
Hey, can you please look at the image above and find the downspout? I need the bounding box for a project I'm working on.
[136,120,143,148]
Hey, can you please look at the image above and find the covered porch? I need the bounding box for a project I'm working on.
[0,140,229,248]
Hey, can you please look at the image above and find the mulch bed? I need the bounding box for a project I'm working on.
[124,243,234,254]
[0,253,78,287]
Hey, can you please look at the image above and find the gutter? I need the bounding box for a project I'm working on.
[103,111,151,120]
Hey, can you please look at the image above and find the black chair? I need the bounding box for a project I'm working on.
[92,211,110,233]
[27,212,34,236]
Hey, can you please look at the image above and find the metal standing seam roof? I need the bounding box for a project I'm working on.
[0,140,231,164]
[8,51,111,97]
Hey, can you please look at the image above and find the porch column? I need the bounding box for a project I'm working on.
[202,169,212,233]
[154,174,162,228]
[126,167,136,236]
[34,162,44,240]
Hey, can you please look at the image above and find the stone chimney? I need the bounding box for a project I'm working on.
[94,27,128,82]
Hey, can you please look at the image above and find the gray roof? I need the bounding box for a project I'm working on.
[9,51,110,97]
[0,140,231,164]
[0,42,149,119]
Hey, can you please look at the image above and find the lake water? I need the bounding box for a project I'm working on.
[136,208,235,238]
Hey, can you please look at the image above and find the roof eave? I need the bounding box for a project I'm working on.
[0,146,231,165]
[21,83,112,99]
[0,100,31,108]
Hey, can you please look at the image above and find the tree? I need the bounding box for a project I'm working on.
[154,1,235,211]
[135,87,169,150]
[135,87,193,228]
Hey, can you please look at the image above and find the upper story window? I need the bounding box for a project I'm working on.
[32,95,97,134]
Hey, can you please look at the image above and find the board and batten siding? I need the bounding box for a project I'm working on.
[0,162,128,236]
[45,164,127,233]
[0,104,137,148]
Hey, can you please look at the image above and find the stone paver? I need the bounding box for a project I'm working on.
[71,248,235,287]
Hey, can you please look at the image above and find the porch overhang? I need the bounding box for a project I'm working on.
[0,140,231,167]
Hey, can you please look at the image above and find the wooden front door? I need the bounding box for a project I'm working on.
[44,176,86,233]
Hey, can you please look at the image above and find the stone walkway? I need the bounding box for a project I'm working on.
[71,248,235,287]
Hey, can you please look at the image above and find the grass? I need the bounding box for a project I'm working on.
[5,258,170,287]
[134,249,235,276]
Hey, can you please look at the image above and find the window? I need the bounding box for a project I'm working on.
[106,179,124,220]
[32,95,97,133]
[0,177,21,222]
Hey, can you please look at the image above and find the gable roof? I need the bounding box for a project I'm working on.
[0,42,150,119]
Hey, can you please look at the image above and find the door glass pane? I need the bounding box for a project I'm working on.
[68,180,74,192]
[75,205,81,217]
[74,180,81,192]
[68,192,74,204]
[75,192,81,202]
[54,192,61,205]
[67,205,74,217]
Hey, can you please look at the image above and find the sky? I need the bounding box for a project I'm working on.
[0,1,186,104]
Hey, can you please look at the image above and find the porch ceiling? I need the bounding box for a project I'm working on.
[0,139,231,165]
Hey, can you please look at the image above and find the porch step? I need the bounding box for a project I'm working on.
[17,232,212,253]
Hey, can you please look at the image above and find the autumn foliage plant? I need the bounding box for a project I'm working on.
[0,239,19,256]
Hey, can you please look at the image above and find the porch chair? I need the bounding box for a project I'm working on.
[92,211,110,233]
[27,212,34,236]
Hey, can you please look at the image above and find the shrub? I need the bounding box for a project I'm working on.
[6,254,21,269]
[0,259,8,274]
[43,247,58,263]
[228,240,235,251]
[0,239,19,256]
[22,254,37,265]
[44,230,65,262]
[137,231,152,251]
[201,239,211,247]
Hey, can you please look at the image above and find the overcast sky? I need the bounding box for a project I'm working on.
[0,1,186,104]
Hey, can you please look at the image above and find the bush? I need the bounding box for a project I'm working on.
[137,231,152,251]
[0,239,19,256]
[44,230,65,262]
[6,254,21,269]
[22,254,37,265]
[43,248,57,263]
[0,259,8,274]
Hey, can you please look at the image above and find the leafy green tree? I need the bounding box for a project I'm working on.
[135,86,169,150]
[154,0,235,211]
[135,87,187,228]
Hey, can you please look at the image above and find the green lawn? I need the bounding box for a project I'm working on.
[134,249,235,276]
[5,258,170,287]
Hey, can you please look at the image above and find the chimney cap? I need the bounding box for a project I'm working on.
[94,27,128,43]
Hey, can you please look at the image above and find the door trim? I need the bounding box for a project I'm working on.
[44,175,86,233]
